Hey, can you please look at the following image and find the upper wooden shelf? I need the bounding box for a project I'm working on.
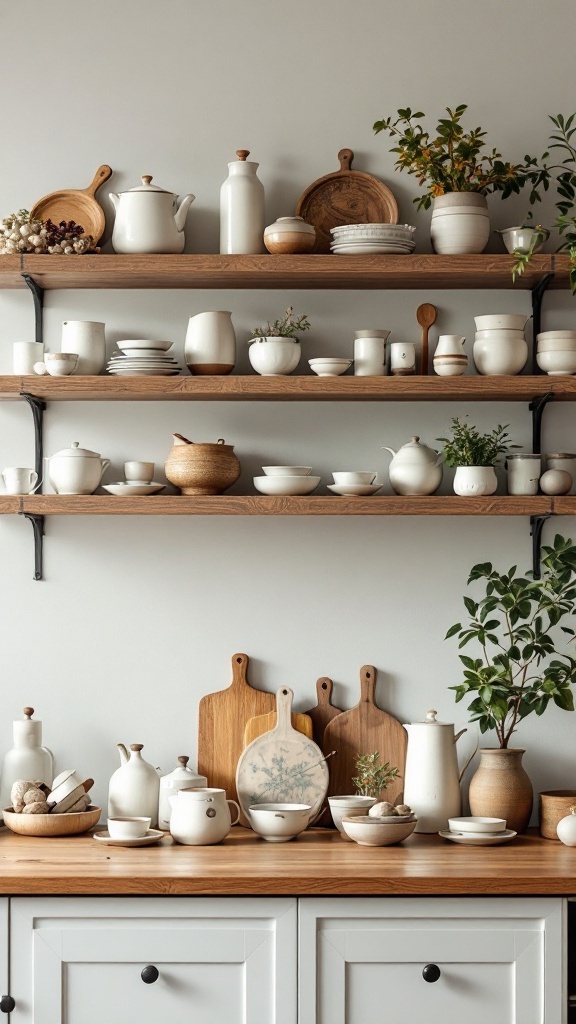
[0,253,566,291]
[2,375,575,402]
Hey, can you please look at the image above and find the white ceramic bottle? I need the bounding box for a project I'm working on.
[108,743,160,827]
[158,755,207,830]
[61,321,106,375]
[0,707,53,810]
[220,150,265,254]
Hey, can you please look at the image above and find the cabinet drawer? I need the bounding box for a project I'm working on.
[299,896,564,1024]
[11,896,296,1024]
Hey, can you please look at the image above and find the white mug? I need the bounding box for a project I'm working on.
[2,467,38,495]
[124,461,155,484]
[390,342,416,375]
[13,341,44,375]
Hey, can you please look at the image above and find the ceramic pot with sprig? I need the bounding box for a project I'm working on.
[248,307,310,375]
[437,417,519,496]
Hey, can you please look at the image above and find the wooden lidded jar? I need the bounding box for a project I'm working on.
[165,433,240,495]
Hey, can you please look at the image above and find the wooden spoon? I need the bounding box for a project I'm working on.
[416,303,437,375]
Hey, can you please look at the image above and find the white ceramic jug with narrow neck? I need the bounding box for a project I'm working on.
[403,709,471,833]
[220,150,265,254]
[0,707,53,811]
[108,743,160,827]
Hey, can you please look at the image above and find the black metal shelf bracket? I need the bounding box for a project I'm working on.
[19,513,44,581]
[530,513,554,579]
[531,272,555,361]
[21,394,45,483]
[529,390,554,455]
[22,274,44,347]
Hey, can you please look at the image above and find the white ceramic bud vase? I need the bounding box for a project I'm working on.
[430,193,490,255]
[185,311,236,375]
[220,150,265,254]
[453,466,498,496]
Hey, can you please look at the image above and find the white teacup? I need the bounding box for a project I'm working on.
[108,816,151,840]
[332,471,377,485]
[124,461,155,485]
[44,352,79,377]
[2,467,38,494]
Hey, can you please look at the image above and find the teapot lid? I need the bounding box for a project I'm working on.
[52,441,101,459]
[398,436,439,461]
[162,755,204,783]
[121,175,175,195]
[418,709,453,726]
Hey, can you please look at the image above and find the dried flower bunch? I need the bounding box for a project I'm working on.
[437,417,519,468]
[352,752,401,799]
[0,209,95,255]
[251,306,311,340]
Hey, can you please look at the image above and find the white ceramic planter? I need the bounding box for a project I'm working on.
[248,337,301,375]
[473,336,528,375]
[185,311,236,375]
[453,466,498,496]
[430,193,490,255]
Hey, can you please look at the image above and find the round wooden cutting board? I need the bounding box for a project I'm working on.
[30,164,112,244]
[296,149,398,253]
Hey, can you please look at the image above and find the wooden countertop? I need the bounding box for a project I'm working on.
[0,827,575,896]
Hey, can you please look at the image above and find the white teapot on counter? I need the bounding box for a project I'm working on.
[109,175,195,254]
[381,435,443,495]
[47,441,110,494]
[169,788,240,845]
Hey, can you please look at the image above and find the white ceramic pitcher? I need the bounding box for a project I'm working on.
[435,335,466,357]
[169,787,240,845]
[403,709,474,833]
[184,311,236,376]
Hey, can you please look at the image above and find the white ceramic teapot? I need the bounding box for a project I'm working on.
[108,743,160,827]
[169,787,240,845]
[403,710,474,833]
[109,175,195,254]
[381,435,443,495]
[158,756,207,830]
[47,442,110,495]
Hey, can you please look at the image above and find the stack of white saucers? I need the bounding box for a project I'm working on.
[253,465,320,496]
[536,330,576,375]
[330,223,416,255]
[438,816,516,846]
[107,339,182,376]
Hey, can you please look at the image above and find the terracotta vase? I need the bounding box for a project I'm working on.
[468,748,533,833]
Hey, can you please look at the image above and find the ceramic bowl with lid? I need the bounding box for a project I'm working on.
[264,217,316,254]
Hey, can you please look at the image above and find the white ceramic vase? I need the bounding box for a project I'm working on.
[0,708,53,811]
[248,337,301,375]
[430,193,490,255]
[61,321,106,375]
[185,311,236,375]
[220,150,265,254]
[453,466,498,496]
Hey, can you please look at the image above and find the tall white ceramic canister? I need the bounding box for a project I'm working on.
[403,710,466,833]
[506,453,541,495]
[61,321,106,375]
[158,756,207,830]
[0,707,53,811]
[108,743,160,827]
[184,311,236,375]
[220,149,265,254]
[354,330,390,375]
[546,453,576,495]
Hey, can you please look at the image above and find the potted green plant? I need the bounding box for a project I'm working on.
[352,752,401,799]
[248,306,311,376]
[445,534,576,830]
[373,104,540,254]
[437,417,519,496]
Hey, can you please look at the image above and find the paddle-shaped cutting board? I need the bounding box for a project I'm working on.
[197,653,276,821]
[303,677,344,748]
[323,665,407,804]
[236,687,329,823]
[244,711,313,748]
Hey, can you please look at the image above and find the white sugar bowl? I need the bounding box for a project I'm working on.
[557,806,576,846]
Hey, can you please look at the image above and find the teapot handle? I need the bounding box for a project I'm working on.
[227,799,241,826]
[458,736,479,783]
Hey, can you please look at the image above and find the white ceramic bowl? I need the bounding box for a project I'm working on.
[44,353,78,376]
[48,769,84,805]
[448,816,506,834]
[248,338,301,376]
[537,338,576,352]
[474,314,528,331]
[248,803,312,842]
[497,226,549,254]
[536,350,576,375]
[117,339,173,353]
[536,330,576,341]
[262,466,312,477]
[108,816,151,839]
[474,328,526,341]
[308,358,352,376]
[473,337,528,375]
[253,475,320,496]
[341,815,418,846]
[328,795,376,837]
[332,471,377,485]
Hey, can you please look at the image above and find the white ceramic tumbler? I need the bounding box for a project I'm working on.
[506,454,541,495]
[61,321,106,375]
[354,330,390,376]
[13,341,44,375]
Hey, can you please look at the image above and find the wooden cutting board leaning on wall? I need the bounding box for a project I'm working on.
[303,676,344,748]
[323,665,408,805]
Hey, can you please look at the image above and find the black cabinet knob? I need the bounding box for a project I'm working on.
[422,963,441,983]
[141,965,159,984]
[0,995,15,1012]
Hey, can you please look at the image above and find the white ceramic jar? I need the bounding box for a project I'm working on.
[158,756,207,830]
[546,453,576,494]
[0,707,53,811]
[248,337,301,375]
[506,454,541,495]
[184,311,236,375]
[557,806,576,845]
[169,787,240,845]
[264,216,315,254]
[430,193,490,254]
[220,150,265,254]
[108,743,160,827]
[109,175,194,254]
[453,466,498,496]
[46,442,110,495]
[354,330,390,375]
[61,321,106,375]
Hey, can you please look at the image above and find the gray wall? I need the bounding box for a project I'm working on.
[1,0,575,813]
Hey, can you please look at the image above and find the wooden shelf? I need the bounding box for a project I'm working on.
[0,253,559,291]
[3,375,575,403]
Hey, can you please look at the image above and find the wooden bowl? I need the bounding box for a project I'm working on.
[3,805,101,837]
[539,791,576,839]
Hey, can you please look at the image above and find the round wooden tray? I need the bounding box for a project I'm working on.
[3,805,101,837]
[30,165,112,245]
[296,149,398,253]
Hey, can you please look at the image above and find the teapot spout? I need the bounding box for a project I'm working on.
[174,193,195,233]
[381,446,397,458]
[117,742,129,765]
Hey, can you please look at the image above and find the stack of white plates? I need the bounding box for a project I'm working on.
[330,223,416,255]
[107,339,182,376]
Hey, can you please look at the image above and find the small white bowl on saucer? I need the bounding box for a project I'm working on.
[333,472,377,485]
[447,816,506,834]
[254,475,320,496]
[262,466,312,476]
[108,816,151,840]
[309,357,352,376]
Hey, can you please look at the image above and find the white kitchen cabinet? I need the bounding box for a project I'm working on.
[9,896,296,1024]
[299,896,564,1024]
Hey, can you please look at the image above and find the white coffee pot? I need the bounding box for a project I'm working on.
[46,442,110,495]
[110,175,195,254]
[158,756,207,830]
[169,787,240,845]
[381,435,444,495]
[403,709,474,833]
[108,743,160,827]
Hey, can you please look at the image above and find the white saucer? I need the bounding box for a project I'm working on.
[327,483,383,496]
[102,483,166,496]
[92,828,165,847]
[438,829,517,846]
[107,368,181,376]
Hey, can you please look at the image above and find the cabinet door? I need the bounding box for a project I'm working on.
[10,896,296,1024]
[299,896,564,1024]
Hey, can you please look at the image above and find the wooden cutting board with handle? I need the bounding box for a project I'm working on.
[197,653,276,823]
[303,676,344,748]
[323,665,407,804]
[244,710,313,747]
[30,164,112,245]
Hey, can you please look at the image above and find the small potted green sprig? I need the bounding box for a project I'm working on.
[437,417,519,497]
[248,306,310,376]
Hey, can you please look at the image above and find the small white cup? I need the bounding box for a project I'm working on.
[13,341,44,375]
[2,467,38,495]
[44,353,79,377]
[390,342,416,375]
[124,461,155,484]
[107,816,151,840]
[332,471,377,485]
